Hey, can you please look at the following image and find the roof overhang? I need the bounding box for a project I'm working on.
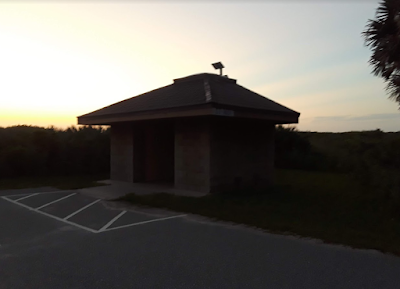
[78,103,299,125]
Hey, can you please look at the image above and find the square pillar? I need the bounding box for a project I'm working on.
[110,124,134,182]
[174,118,211,192]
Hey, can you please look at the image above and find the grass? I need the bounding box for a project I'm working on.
[119,169,400,256]
[0,174,109,190]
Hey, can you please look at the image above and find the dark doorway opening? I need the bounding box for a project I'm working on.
[133,120,174,183]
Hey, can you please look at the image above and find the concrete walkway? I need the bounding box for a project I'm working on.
[79,180,207,200]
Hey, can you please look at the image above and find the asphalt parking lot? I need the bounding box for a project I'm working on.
[1,188,400,289]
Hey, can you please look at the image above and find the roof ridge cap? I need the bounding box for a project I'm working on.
[203,77,212,102]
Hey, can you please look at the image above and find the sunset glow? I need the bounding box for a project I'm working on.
[1,2,399,132]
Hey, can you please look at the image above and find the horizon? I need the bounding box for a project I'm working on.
[1,123,398,134]
[1,2,400,132]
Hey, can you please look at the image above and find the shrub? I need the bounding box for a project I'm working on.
[274,125,330,171]
[0,125,110,179]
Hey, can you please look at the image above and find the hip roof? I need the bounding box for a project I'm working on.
[78,73,300,124]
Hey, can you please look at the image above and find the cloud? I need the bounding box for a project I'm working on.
[311,115,350,122]
[299,112,400,132]
[312,113,400,123]
[349,113,400,121]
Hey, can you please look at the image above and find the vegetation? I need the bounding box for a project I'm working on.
[0,125,110,190]
[363,0,400,106]
[274,125,331,171]
[275,126,400,212]
[0,174,108,190]
[300,129,400,211]
[0,125,110,179]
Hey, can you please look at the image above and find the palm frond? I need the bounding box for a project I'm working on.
[362,0,400,107]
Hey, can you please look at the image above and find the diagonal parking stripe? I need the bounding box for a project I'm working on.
[104,214,187,232]
[2,191,186,233]
[99,210,126,232]
[14,193,39,202]
[35,193,76,210]
[2,196,98,233]
[64,199,101,220]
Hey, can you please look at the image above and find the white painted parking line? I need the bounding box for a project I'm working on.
[4,191,64,198]
[14,193,39,202]
[1,196,98,233]
[36,193,76,210]
[98,211,126,232]
[103,214,187,232]
[63,199,101,220]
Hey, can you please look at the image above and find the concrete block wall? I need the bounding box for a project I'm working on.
[209,117,275,193]
[174,118,211,192]
[110,124,134,182]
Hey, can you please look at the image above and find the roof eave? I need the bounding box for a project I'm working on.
[78,104,214,125]
[78,103,299,125]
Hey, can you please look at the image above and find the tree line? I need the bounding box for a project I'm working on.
[0,125,110,178]
[275,125,400,209]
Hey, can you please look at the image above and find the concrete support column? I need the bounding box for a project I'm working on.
[174,118,211,193]
[110,124,134,182]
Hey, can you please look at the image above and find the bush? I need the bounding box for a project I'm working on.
[274,125,330,171]
[0,125,110,179]
[345,134,400,211]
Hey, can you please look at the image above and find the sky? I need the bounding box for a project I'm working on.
[1,1,400,132]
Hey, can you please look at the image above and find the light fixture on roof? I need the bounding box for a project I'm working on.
[212,62,224,76]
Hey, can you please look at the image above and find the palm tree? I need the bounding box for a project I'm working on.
[363,0,400,106]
